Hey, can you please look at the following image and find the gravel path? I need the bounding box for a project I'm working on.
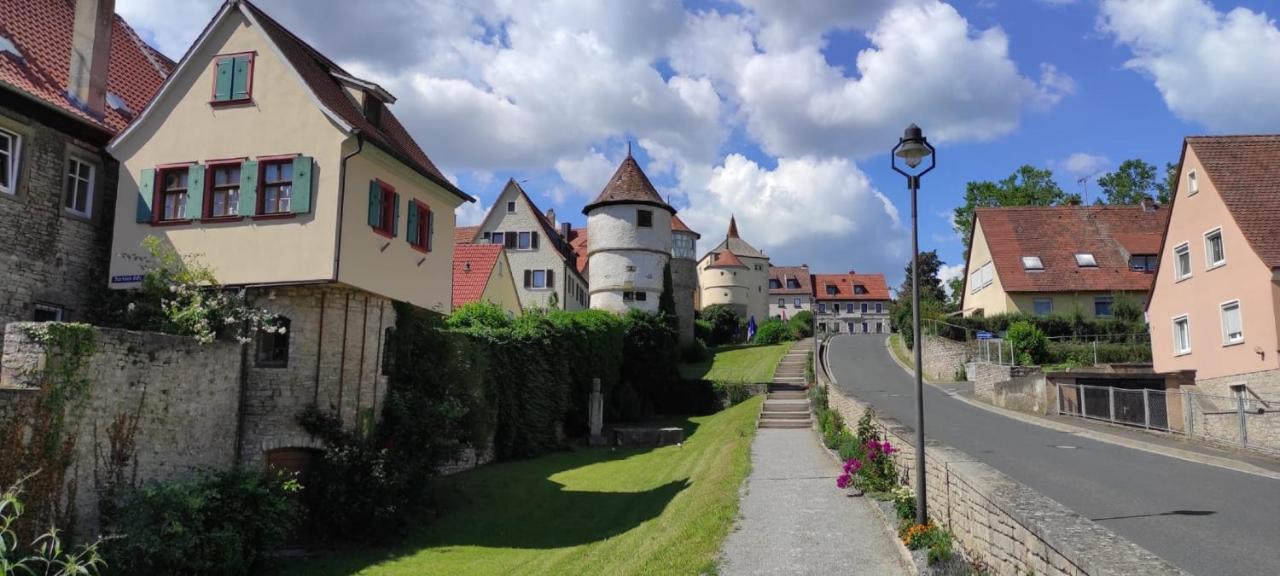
[719,428,911,576]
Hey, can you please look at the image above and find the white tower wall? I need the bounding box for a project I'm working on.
[586,204,672,313]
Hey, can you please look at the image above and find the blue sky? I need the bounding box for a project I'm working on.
[118,0,1280,293]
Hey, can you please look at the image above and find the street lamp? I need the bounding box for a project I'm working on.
[891,123,936,526]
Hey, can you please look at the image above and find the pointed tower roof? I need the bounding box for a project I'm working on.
[582,154,676,215]
[672,215,700,238]
[728,216,740,238]
[702,215,764,260]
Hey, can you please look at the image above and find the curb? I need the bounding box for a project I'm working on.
[878,335,1280,482]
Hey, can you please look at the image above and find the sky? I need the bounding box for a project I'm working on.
[116,0,1280,294]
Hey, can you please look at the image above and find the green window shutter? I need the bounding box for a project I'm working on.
[391,193,400,237]
[135,168,155,223]
[368,181,382,228]
[231,55,252,100]
[238,160,258,216]
[406,202,419,245]
[185,164,205,220]
[213,57,233,101]
[427,209,435,251]
[291,156,313,214]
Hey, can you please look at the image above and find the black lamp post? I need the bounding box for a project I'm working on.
[891,123,936,526]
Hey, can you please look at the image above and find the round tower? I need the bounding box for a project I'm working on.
[697,216,769,322]
[584,154,674,314]
[670,215,701,344]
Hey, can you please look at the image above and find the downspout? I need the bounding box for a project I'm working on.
[333,133,364,282]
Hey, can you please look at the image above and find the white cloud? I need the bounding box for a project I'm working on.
[939,263,966,296]
[456,197,489,227]
[1100,0,1280,132]
[1056,152,1111,176]
[555,150,616,197]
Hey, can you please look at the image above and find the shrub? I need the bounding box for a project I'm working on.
[694,319,714,343]
[1007,320,1049,365]
[1,479,107,576]
[788,310,814,338]
[102,469,300,575]
[446,301,514,331]
[700,304,741,346]
[713,381,757,407]
[891,485,916,520]
[836,430,860,460]
[821,410,845,449]
[752,319,792,344]
[681,338,710,363]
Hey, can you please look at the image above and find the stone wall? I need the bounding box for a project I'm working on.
[0,102,118,334]
[1,323,242,535]
[1184,387,1280,454]
[991,373,1049,415]
[818,343,1186,576]
[971,363,1042,402]
[1196,367,1280,399]
[671,256,697,345]
[921,335,970,382]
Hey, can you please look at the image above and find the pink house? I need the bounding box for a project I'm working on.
[1148,135,1280,398]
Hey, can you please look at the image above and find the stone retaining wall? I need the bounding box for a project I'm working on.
[920,335,970,382]
[818,344,1187,576]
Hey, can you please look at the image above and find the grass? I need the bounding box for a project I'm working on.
[889,333,912,369]
[678,341,793,382]
[283,396,764,576]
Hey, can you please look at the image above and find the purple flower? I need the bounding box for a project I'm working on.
[836,474,851,489]
[881,441,895,455]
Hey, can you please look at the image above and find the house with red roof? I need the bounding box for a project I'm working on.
[102,0,474,466]
[0,0,171,327]
[1148,135,1280,398]
[812,272,891,335]
[452,243,521,316]
[959,203,1168,319]
[769,264,813,319]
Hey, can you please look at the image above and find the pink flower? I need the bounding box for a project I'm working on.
[843,458,860,473]
[881,441,895,455]
[836,474,851,489]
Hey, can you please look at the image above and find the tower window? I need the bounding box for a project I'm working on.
[637,209,653,228]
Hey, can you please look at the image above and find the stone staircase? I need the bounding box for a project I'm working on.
[759,340,814,429]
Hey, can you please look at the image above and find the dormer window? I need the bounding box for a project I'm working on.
[211,53,253,104]
[854,285,868,295]
[363,95,383,125]
[769,278,782,289]
[1074,253,1097,267]
[1022,256,1043,270]
[826,285,838,295]
[787,278,801,289]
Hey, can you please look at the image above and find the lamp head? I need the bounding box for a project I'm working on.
[894,123,931,168]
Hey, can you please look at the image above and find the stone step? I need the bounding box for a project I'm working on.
[761,411,809,420]
[764,403,808,413]
[773,378,806,384]
[767,391,807,400]
[759,419,813,429]
[768,383,807,392]
[774,370,805,377]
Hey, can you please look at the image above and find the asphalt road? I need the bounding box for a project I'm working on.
[826,334,1280,576]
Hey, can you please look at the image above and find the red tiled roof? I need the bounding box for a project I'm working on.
[569,228,589,274]
[672,214,700,238]
[813,273,890,301]
[452,243,504,310]
[971,205,1168,294]
[1186,135,1280,268]
[769,265,812,295]
[707,249,747,269]
[454,225,479,245]
[0,0,171,135]
[582,154,674,214]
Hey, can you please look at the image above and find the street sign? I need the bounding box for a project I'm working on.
[976,331,993,340]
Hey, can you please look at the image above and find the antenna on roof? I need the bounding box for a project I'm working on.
[1077,172,1100,205]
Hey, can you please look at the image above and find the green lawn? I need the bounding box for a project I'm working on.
[678,342,793,383]
[284,396,763,576]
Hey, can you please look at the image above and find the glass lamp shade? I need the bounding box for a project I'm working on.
[895,123,930,168]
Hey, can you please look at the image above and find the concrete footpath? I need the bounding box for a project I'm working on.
[719,428,910,576]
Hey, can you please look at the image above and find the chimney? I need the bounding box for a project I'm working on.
[561,222,571,240]
[1140,197,1157,212]
[546,208,557,228]
[68,0,115,116]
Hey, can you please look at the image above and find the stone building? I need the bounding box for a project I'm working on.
[813,272,891,335]
[104,0,472,467]
[456,179,588,310]
[0,0,170,331]
[584,153,675,313]
[698,217,770,323]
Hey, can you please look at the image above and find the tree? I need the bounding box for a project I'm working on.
[1153,161,1180,204]
[953,165,1067,256]
[1096,159,1158,205]
[947,277,965,309]
[897,250,947,305]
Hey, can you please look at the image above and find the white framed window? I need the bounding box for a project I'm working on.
[778,298,786,308]
[1187,170,1198,196]
[1172,315,1191,356]
[876,303,883,314]
[794,298,802,308]
[63,157,94,217]
[1033,298,1052,316]
[1220,300,1243,345]
[1204,227,1225,269]
[1074,253,1097,267]
[1022,256,1043,271]
[1174,242,1191,281]
[0,127,20,194]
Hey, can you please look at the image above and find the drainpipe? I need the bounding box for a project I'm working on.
[333,133,364,282]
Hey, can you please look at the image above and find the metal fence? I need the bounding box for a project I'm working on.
[967,332,1151,368]
[1055,383,1280,455]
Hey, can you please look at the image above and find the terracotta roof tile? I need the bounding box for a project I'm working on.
[813,273,890,301]
[1186,135,1280,268]
[672,214,699,238]
[707,249,748,269]
[569,228,589,274]
[769,265,812,295]
[0,0,171,135]
[452,243,504,310]
[454,225,479,245]
[582,155,673,214]
[971,205,1168,294]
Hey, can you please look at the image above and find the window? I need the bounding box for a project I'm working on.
[525,269,554,289]
[211,53,253,103]
[754,264,764,271]
[1022,256,1043,271]
[255,316,290,368]
[506,201,516,213]
[1129,255,1158,272]
[1174,243,1191,280]
[407,200,433,252]
[769,278,782,289]
[1075,253,1097,267]
[862,322,869,333]
[787,278,801,289]
[1173,315,1191,355]
[846,303,854,313]
[33,304,63,322]
[367,180,398,237]
[970,262,994,293]
[778,298,785,308]
[794,298,802,308]
[63,157,94,216]
[623,291,648,302]
[518,231,532,250]
[1187,170,1198,196]
[207,163,240,217]
[826,285,838,295]
[1204,228,1225,268]
[832,323,840,333]
[818,303,827,313]
[158,168,189,221]
[490,232,504,246]
[0,127,18,194]
[1033,298,1053,316]
[637,209,653,228]
[1094,296,1113,317]
[261,160,293,214]
[1221,301,1243,345]
[875,322,883,334]
[854,285,868,294]
[875,303,883,314]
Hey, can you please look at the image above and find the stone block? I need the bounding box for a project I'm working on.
[614,426,684,446]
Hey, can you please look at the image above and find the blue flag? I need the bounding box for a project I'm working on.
[747,315,757,341]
